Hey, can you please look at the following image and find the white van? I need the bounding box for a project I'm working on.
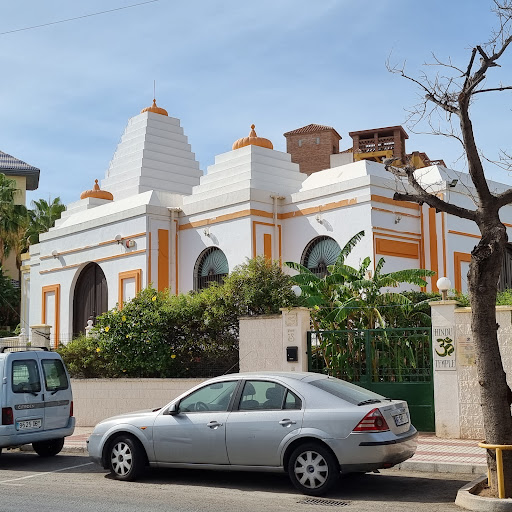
[0,347,75,456]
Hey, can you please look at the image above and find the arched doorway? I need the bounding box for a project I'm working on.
[73,263,108,336]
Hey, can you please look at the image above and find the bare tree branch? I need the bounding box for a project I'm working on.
[384,161,477,221]
[473,85,512,94]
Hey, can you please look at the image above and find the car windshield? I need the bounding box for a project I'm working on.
[309,376,385,405]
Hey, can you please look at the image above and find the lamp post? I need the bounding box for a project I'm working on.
[437,277,452,301]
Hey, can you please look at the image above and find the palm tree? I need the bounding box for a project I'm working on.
[286,232,435,377]
[285,231,365,331]
[0,173,28,267]
[25,197,66,245]
[348,258,435,329]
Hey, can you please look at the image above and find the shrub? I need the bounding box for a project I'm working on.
[85,258,300,378]
[57,335,114,378]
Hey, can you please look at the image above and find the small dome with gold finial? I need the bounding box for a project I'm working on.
[80,179,114,201]
[140,99,168,116]
[232,124,273,151]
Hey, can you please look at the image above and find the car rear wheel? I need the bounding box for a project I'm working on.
[288,443,339,496]
[109,436,143,481]
[32,438,64,457]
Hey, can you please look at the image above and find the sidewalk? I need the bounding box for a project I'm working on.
[63,429,487,475]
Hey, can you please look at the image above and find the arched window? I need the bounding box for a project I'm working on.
[194,247,229,291]
[301,236,341,277]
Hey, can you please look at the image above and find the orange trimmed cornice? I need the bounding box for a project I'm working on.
[180,199,358,231]
[40,249,146,274]
[448,230,481,239]
[40,232,146,260]
[371,194,420,211]
[372,207,420,219]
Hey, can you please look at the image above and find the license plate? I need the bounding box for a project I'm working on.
[393,413,408,426]
[16,419,42,431]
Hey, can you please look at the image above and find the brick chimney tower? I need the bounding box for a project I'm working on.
[283,124,341,175]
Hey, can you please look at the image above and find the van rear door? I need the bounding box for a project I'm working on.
[7,352,45,433]
[37,353,71,430]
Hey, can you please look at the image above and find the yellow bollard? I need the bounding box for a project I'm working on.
[478,442,512,499]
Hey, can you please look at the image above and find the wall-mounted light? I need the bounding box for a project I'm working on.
[315,214,323,224]
[115,234,122,244]
[394,214,402,224]
[448,179,458,188]
[51,250,58,259]
[203,227,211,237]
[125,239,135,248]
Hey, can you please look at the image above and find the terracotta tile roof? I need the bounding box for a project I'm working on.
[283,124,341,139]
[0,150,40,190]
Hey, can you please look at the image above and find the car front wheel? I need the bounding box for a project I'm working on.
[288,442,339,496]
[108,436,143,481]
[32,438,64,457]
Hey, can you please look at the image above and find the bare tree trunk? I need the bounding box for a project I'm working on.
[468,221,512,495]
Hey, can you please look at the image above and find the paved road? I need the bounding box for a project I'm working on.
[0,451,474,512]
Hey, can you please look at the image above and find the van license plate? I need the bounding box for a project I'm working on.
[16,419,42,430]
[393,413,408,426]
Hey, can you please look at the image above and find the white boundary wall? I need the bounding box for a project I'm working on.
[72,308,311,426]
[71,378,205,426]
[431,302,512,439]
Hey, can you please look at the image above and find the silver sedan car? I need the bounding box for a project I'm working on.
[87,372,417,496]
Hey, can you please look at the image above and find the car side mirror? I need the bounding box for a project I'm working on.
[167,402,180,415]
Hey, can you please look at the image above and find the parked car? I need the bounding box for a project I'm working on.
[0,346,75,457]
[87,372,417,495]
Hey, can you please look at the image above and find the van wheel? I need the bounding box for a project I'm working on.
[287,442,339,496]
[108,436,143,481]
[32,438,65,457]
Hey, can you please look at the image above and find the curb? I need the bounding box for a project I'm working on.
[19,444,88,455]
[455,475,512,511]
[397,460,486,475]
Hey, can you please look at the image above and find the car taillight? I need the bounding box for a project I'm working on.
[70,401,74,417]
[2,407,14,425]
[353,408,389,432]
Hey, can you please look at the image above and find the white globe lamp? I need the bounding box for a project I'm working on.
[437,277,452,301]
[291,285,302,297]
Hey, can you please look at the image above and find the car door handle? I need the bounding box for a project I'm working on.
[207,421,223,429]
[279,419,297,426]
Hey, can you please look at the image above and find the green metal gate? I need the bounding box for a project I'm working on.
[307,328,434,432]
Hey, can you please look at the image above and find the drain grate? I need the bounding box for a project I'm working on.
[297,498,349,507]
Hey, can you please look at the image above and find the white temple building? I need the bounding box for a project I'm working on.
[22,99,512,345]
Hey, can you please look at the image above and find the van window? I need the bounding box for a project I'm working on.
[42,359,69,392]
[12,360,41,394]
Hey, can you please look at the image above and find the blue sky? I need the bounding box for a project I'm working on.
[1,0,511,206]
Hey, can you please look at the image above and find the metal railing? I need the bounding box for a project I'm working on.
[307,328,432,383]
[478,442,512,498]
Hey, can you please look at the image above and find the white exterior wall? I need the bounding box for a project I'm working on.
[24,106,512,344]
[29,211,152,342]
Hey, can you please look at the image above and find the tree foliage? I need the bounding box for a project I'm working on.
[0,173,27,267]
[285,231,434,330]
[0,266,20,328]
[25,197,66,245]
